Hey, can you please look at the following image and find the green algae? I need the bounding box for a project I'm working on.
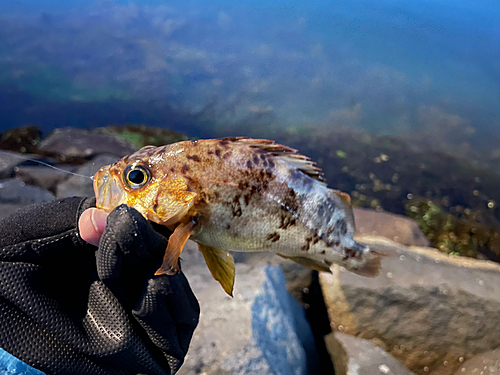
[95,125,188,149]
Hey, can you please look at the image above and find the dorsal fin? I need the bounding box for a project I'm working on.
[236,138,326,184]
[278,154,326,184]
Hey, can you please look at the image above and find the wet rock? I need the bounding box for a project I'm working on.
[0,150,36,179]
[453,348,500,375]
[325,332,415,375]
[319,235,500,375]
[406,197,500,260]
[0,178,55,205]
[56,154,118,199]
[15,164,76,193]
[178,247,317,375]
[232,250,313,305]
[39,128,136,162]
[353,207,430,247]
[0,125,42,154]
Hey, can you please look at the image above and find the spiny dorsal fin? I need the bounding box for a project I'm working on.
[235,138,326,184]
[279,155,326,184]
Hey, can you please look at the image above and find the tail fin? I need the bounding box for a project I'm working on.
[344,241,395,278]
[342,234,370,254]
[349,253,381,277]
[343,236,382,277]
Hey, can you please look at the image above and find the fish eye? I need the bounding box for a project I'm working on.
[124,164,150,189]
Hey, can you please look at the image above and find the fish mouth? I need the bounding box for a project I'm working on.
[93,167,126,212]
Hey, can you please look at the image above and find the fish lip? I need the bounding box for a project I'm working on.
[94,167,124,211]
[93,170,104,207]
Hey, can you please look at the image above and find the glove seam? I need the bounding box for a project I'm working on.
[1,229,88,262]
[31,230,78,251]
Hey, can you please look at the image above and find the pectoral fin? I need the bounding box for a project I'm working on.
[155,221,195,276]
[277,253,332,273]
[198,244,235,297]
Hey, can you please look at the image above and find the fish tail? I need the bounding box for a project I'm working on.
[342,234,370,254]
[349,252,381,277]
[342,235,381,277]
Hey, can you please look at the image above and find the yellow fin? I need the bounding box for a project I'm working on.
[277,253,332,273]
[155,221,195,276]
[349,254,381,277]
[199,244,236,297]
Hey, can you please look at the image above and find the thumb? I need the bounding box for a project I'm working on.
[79,208,109,246]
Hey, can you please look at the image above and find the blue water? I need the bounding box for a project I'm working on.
[1,0,499,145]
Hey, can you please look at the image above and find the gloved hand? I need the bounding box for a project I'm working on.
[0,197,199,375]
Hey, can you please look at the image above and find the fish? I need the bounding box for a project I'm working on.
[93,137,381,296]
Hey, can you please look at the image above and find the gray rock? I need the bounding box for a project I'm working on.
[320,235,500,375]
[0,178,55,205]
[454,348,500,375]
[0,151,42,179]
[56,154,118,198]
[232,250,313,306]
[15,164,77,192]
[39,128,136,161]
[353,207,430,247]
[326,332,415,375]
[178,246,317,375]
[0,151,21,179]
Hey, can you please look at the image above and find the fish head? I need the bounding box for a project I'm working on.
[93,158,154,216]
[93,145,197,225]
[93,146,162,216]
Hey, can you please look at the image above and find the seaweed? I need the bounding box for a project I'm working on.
[405,198,500,260]
[94,125,188,149]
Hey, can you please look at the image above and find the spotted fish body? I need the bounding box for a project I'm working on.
[93,137,380,295]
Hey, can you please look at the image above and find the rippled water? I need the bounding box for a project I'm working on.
[1,0,499,149]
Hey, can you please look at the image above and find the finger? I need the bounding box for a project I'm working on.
[79,208,108,246]
[132,273,200,365]
[165,273,200,353]
[96,205,168,308]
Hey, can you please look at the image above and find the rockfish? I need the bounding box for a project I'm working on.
[93,137,381,295]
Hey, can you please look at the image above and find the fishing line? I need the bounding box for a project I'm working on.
[0,150,94,180]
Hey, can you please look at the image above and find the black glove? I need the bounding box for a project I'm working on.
[0,197,199,375]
